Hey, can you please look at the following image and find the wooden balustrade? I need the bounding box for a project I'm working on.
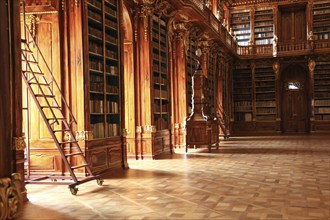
[237,40,330,58]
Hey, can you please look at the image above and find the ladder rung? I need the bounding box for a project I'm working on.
[22,49,32,53]
[53,129,71,132]
[71,164,88,170]
[29,82,49,86]
[22,60,38,64]
[65,152,84,157]
[41,106,60,109]
[35,94,55,98]
[23,70,43,75]
[48,117,65,121]
[59,140,78,145]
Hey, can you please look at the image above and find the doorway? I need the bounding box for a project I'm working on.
[281,64,309,133]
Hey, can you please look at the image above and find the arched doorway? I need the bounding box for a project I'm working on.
[281,64,309,133]
[122,4,136,158]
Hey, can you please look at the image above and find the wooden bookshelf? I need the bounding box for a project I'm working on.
[254,65,276,121]
[186,37,197,115]
[313,2,330,40]
[152,15,169,131]
[254,8,274,45]
[233,64,253,121]
[230,10,251,46]
[314,61,330,121]
[82,0,125,173]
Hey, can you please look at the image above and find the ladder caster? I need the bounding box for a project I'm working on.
[69,186,78,195]
[96,178,104,186]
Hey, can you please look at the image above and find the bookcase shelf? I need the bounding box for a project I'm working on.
[152,15,169,131]
[313,2,330,40]
[254,9,274,45]
[230,10,251,46]
[233,64,252,121]
[255,65,276,121]
[86,0,121,139]
[208,52,216,115]
[314,61,330,120]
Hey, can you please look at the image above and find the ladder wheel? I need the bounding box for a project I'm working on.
[69,186,78,195]
[97,179,104,186]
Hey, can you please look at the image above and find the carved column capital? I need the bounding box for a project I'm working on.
[0,173,23,219]
[308,58,316,74]
[12,137,26,151]
[273,61,280,80]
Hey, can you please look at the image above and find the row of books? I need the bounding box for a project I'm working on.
[255,21,273,27]
[105,18,117,29]
[235,112,252,121]
[89,58,104,71]
[88,0,102,9]
[254,10,272,15]
[88,9,102,22]
[254,15,273,21]
[106,84,119,93]
[315,107,330,113]
[315,114,330,120]
[91,122,119,138]
[89,26,103,39]
[90,100,119,113]
[231,12,250,18]
[152,16,166,26]
[105,65,118,75]
[313,9,330,15]
[256,93,275,100]
[255,32,273,38]
[105,0,116,6]
[313,3,330,9]
[256,108,276,114]
[154,89,168,99]
[104,4,117,17]
[106,48,117,59]
[256,82,275,88]
[153,65,168,74]
[314,33,330,40]
[154,76,168,85]
[256,115,275,121]
[154,103,168,112]
[255,38,273,45]
[232,24,250,29]
[89,41,103,55]
[237,35,250,40]
[105,34,118,45]
[255,26,273,33]
[315,100,330,106]
[256,101,276,107]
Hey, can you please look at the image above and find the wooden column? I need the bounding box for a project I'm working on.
[0,0,24,217]
[306,0,313,37]
[308,58,316,132]
[134,1,154,159]
[199,40,211,78]
[273,61,281,131]
[172,23,188,148]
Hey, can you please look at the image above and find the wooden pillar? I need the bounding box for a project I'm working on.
[172,23,188,148]
[273,61,281,132]
[199,40,211,78]
[308,58,316,132]
[0,0,24,218]
[306,1,313,37]
[134,1,154,159]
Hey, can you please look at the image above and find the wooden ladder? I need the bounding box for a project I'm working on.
[21,30,103,195]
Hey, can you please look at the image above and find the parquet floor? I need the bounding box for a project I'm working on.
[18,134,330,220]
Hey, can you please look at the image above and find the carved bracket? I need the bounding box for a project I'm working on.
[75,130,93,141]
[0,173,23,219]
[12,137,26,151]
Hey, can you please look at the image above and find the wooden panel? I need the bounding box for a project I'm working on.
[280,11,293,42]
[294,10,306,42]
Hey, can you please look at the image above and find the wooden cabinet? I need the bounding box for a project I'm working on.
[81,0,125,173]
[255,65,276,121]
[254,8,274,45]
[313,2,330,40]
[230,10,251,46]
[314,61,330,121]
[152,15,169,131]
[233,63,253,121]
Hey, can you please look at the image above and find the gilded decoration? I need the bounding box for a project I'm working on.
[12,137,26,151]
[26,14,40,40]
[308,59,316,77]
[122,128,128,137]
[0,173,23,219]
[273,61,280,80]
[136,126,142,133]
[75,131,94,141]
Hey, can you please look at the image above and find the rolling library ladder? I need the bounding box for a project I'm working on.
[21,22,102,195]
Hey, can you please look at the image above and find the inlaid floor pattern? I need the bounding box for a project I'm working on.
[18,134,330,220]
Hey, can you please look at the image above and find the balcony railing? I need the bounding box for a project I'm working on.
[237,40,330,58]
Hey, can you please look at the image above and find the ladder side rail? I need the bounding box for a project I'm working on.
[23,24,78,126]
[21,72,79,183]
[22,52,59,124]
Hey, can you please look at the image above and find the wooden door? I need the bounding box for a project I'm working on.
[283,85,307,132]
[281,65,309,133]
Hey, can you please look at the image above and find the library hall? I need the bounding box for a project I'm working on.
[0,0,329,219]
